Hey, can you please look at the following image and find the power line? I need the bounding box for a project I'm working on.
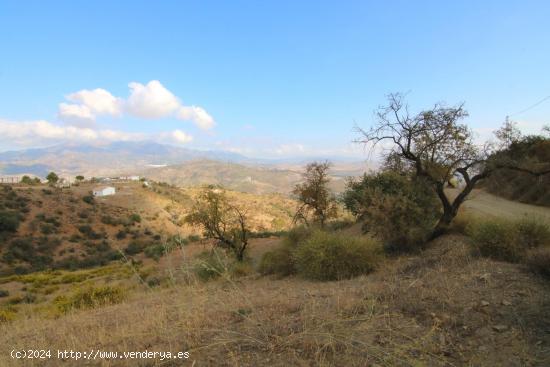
[508,94,550,118]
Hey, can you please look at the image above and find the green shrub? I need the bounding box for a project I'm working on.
[124,241,148,255]
[129,213,141,224]
[54,286,125,313]
[101,215,119,225]
[0,210,21,232]
[343,172,440,253]
[284,225,313,248]
[116,230,127,240]
[0,290,9,297]
[40,223,56,235]
[467,219,524,262]
[144,244,165,261]
[258,226,313,277]
[525,247,550,278]
[516,216,550,248]
[258,245,295,276]
[193,249,229,281]
[168,235,188,247]
[77,225,101,240]
[82,195,94,204]
[293,231,383,281]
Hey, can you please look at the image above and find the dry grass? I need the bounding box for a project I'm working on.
[1,234,549,366]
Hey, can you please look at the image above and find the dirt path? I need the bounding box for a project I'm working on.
[451,189,550,222]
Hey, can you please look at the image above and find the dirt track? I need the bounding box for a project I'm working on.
[451,189,550,222]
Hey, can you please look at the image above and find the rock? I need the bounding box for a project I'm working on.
[492,325,508,332]
[480,300,490,307]
[501,300,512,306]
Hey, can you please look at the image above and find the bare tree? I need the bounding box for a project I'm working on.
[184,186,249,261]
[356,93,549,238]
[293,161,338,228]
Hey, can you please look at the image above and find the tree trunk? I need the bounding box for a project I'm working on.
[430,208,455,240]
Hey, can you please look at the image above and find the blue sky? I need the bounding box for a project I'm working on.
[0,0,549,158]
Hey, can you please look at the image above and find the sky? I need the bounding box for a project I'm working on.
[0,0,549,159]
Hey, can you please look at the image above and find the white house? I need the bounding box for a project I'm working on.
[93,186,116,197]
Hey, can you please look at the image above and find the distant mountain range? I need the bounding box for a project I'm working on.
[0,142,372,193]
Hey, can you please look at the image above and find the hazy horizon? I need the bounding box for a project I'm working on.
[1,1,549,160]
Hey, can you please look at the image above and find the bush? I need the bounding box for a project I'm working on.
[0,290,9,297]
[116,229,127,240]
[54,286,125,313]
[525,247,550,278]
[343,172,440,253]
[144,244,165,261]
[193,249,229,281]
[77,225,102,240]
[129,213,141,224]
[40,223,56,235]
[82,195,94,205]
[124,241,148,255]
[467,219,524,262]
[101,215,119,225]
[258,245,296,276]
[293,231,383,281]
[258,226,312,276]
[284,225,313,248]
[516,216,550,248]
[0,210,21,232]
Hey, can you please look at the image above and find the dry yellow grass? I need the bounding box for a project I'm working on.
[2,234,549,366]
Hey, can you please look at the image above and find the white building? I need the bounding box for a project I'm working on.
[93,186,116,197]
[120,175,140,181]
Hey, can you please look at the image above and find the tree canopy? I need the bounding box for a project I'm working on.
[292,161,337,228]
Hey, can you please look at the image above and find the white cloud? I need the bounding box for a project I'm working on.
[67,88,121,116]
[0,119,190,148]
[170,129,193,144]
[177,106,215,130]
[58,103,95,127]
[57,80,215,130]
[126,80,181,119]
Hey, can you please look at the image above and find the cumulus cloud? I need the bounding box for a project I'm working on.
[57,80,215,130]
[67,88,121,115]
[177,105,215,130]
[0,119,192,148]
[58,103,95,127]
[126,80,181,119]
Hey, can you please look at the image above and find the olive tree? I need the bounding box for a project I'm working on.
[184,186,249,261]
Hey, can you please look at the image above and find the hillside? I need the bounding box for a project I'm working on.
[0,142,252,178]
[0,181,296,276]
[484,136,550,206]
[143,160,303,194]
